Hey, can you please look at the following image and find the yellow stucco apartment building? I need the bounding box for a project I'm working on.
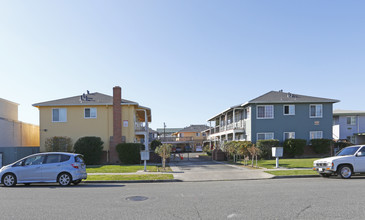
[32,87,151,163]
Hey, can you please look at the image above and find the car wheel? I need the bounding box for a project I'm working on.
[338,165,352,179]
[58,173,72,186]
[2,173,17,187]
[73,180,82,185]
[319,173,330,178]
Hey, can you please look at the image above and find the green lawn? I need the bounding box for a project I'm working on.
[237,158,320,169]
[85,174,174,181]
[265,170,318,176]
[86,165,172,173]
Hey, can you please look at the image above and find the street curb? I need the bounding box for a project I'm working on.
[83,179,182,184]
[272,175,320,179]
[82,175,321,184]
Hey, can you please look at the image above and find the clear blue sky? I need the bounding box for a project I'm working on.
[1,1,364,129]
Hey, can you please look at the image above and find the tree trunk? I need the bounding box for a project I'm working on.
[162,158,166,170]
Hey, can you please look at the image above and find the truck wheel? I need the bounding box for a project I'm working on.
[338,165,352,179]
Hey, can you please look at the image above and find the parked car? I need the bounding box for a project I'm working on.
[196,146,203,152]
[0,152,87,187]
[313,145,365,179]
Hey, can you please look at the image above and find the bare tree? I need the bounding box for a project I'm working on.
[248,144,261,168]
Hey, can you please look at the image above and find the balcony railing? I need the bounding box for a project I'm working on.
[207,120,246,135]
[158,136,206,142]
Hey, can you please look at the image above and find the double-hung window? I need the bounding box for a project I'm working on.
[257,105,274,119]
[310,131,323,140]
[284,105,295,115]
[52,108,67,122]
[85,108,97,119]
[310,104,322,118]
[347,116,356,125]
[284,132,295,140]
[257,132,274,140]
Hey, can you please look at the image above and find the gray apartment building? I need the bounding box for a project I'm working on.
[204,90,339,148]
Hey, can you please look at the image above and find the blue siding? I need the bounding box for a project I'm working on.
[250,103,333,143]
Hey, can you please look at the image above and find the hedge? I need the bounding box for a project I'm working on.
[74,136,104,165]
[311,139,332,154]
[283,139,306,158]
[116,143,144,164]
[256,139,280,159]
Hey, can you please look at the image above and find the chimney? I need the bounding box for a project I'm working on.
[110,86,122,163]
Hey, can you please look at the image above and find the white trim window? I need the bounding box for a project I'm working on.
[283,105,295,115]
[309,104,322,118]
[310,131,323,140]
[85,107,97,119]
[284,132,295,140]
[257,132,274,140]
[52,108,67,122]
[257,105,274,119]
[347,116,356,125]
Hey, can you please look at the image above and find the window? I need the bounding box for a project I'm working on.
[257,132,274,140]
[347,116,356,125]
[310,131,323,140]
[257,105,274,119]
[52,108,67,122]
[179,133,184,138]
[85,108,97,118]
[347,135,356,144]
[284,132,295,140]
[24,155,45,166]
[45,154,61,164]
[196,133,200,137]
[284,105,295,115]
[310,104,322,118]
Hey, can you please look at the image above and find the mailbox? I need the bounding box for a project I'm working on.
[140,151,150,160]
[272,147,283,158]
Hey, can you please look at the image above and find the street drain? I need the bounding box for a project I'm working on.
[126,196,148,201]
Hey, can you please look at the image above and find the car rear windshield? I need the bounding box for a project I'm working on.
[336,146,360,156]
[75,155,85,163]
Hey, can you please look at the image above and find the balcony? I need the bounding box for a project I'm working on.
[159,136,206,143]
[207,120,246,136]
[135,122,148,135]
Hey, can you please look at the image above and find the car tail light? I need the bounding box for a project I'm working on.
[71,164,79,169]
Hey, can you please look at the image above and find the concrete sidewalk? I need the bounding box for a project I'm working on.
[169,160,274,182]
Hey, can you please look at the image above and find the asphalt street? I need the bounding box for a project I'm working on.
[1,177,365,220]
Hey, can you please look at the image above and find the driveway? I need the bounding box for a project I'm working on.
[169,153,273,181]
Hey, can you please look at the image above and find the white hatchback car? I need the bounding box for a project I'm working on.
[0,152,87,187]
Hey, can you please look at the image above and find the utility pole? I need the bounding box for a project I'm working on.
[163,122,166,141]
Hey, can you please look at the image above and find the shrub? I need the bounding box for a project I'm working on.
[116,143,143,164]
[45,136,73,152]
[150,139,162,151]
[311,139,332,154]
[155,144,172,169]
[334,141,352,151]
[203,144,212,155]
[283,139,306,158]
[73,136,104,165]
[256,139,280,159]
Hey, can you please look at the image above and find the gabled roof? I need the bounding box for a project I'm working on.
[177,124,211,133]
[32,92,139,107]
[208,90,339,121]
[246,91,339,105]
[333,109,365,116]
[156,128,182,134]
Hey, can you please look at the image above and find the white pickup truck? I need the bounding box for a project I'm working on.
[313,145,365,179]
